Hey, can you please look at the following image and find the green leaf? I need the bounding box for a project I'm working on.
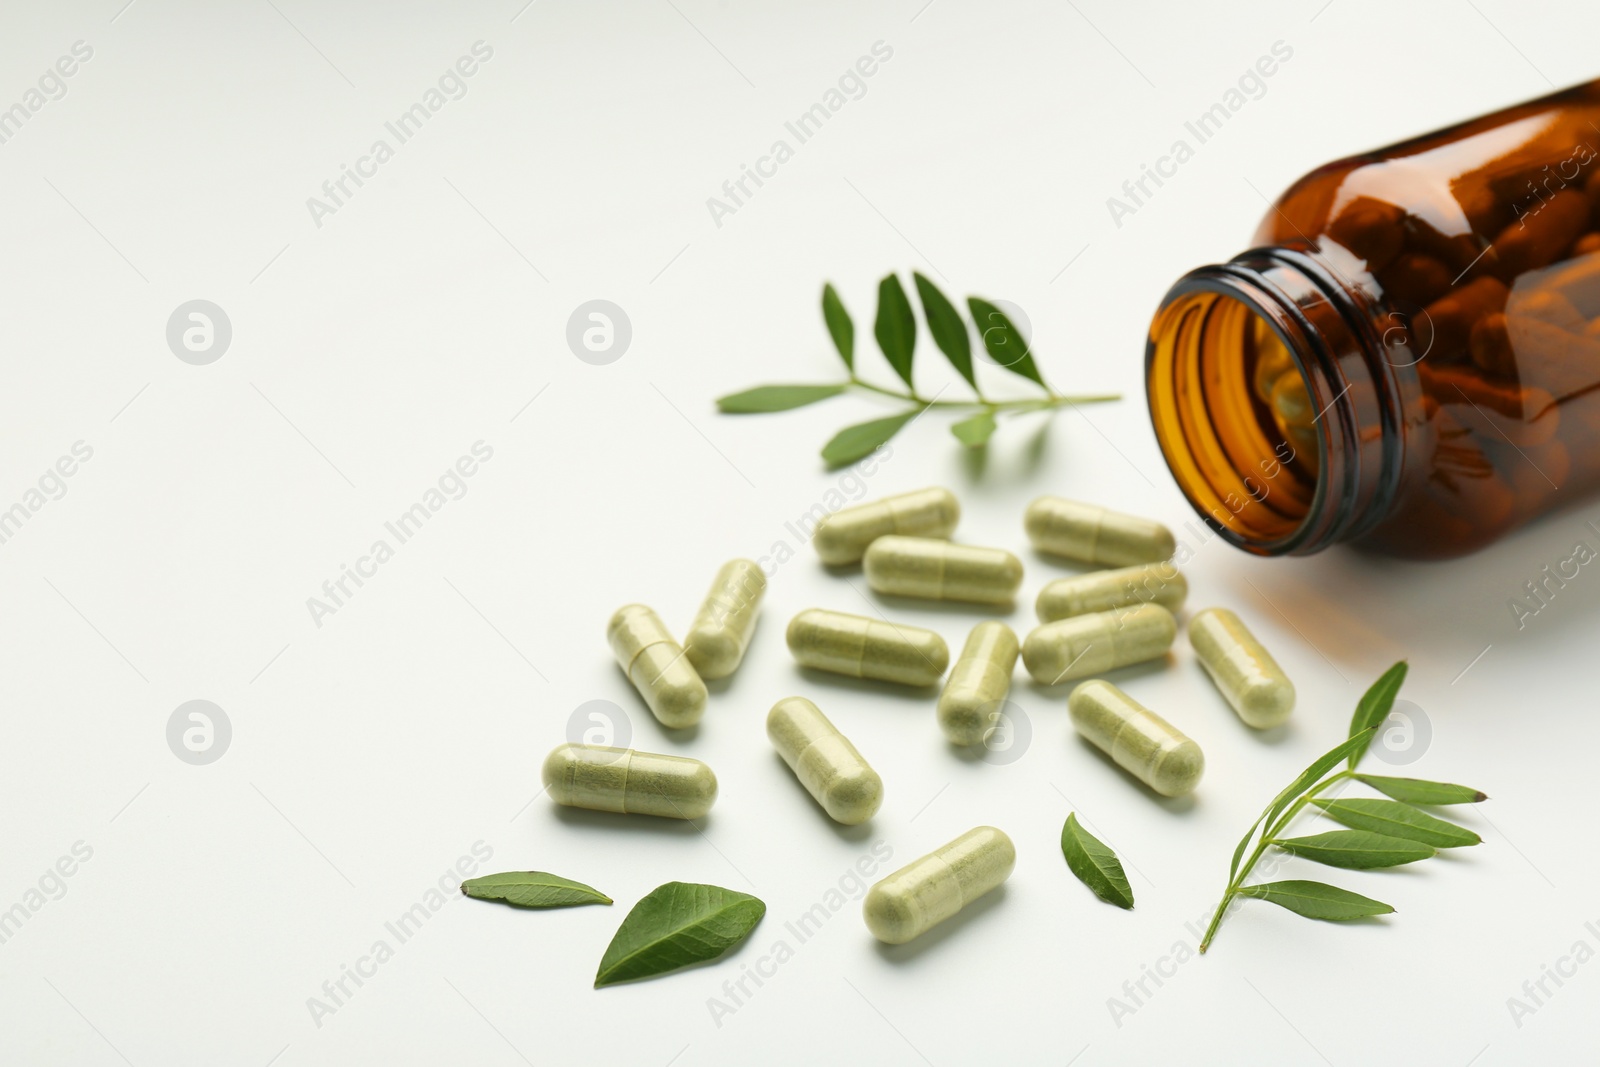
[1229,730,1374,881]
[1273,830,1436,869]
[968,297,1045,388]
[913,272,975,390]
[717,384,847,413]
[1236,880,1395,922]
[1310,798,1481,848]
[1060,813,1134,909]
[950,411,997,448]
[460,871,612,909]
[1348,661,1408,767]
[1353,774,1488,805]
[874,274,917,389]
[822,283,854,371]
[821,410,919,468]
[595,882,766,988]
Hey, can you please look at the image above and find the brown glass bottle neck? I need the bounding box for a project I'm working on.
[1146,246,1407,555]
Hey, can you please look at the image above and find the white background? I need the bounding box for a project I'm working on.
[1,1,1596,1064]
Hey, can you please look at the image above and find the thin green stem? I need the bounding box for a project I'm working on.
[1198,771,1354,953]
[846,376,1118,411]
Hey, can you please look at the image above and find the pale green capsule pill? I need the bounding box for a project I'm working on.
[1022,603,1176,685]
[813,487,960,566]
[1068,680,1204,797]
[767,697,883,825]
[863,536,1023,605]
[607,604,707,728]
[684,559,767,680]
[937,622,1019,745]
[863,826,1015,944]
[1188,607,1296,729]
[787,608,949,687]
[542,743,717,819]
[1024,496,1175,566]
[1035,562,1188,622]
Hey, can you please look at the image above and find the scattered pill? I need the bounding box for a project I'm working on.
[1188,608,1296,729]
[813,487,960,565]
[1067,680,1204,797]
[863,536,1023,605]
[767,697,883,825]
[684,559,767,680]
[937,622,1019,746]
[608,604,707,728]
[1035,562,1187,622]
[863,826,1015,944]
[1024,497,1175,567]
[787,608,949,687]
[1022,603,1176,685]
[542,743,717,819]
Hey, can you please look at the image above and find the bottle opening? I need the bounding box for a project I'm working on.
[1147,286,1326,551]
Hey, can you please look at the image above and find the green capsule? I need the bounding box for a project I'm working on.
[608,604,707,728]
[864,536,1023,605]
[937,622,1019,745]
[787,608,949,687]
[684,559,767,680]
[1024,497,1175,566]
[813,487,960,566]
[1021,603,1176,685]
[542,743,717,819]
[863,826,1015,944]
[767,697,883,825]
[1188,607,1296,729]
[1068,680,1203,798]
[1035,562,1187,622]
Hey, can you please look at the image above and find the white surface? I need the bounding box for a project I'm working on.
[1,1,1595,1064]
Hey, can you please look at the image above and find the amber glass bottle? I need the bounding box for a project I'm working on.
[1147,80,1600,558]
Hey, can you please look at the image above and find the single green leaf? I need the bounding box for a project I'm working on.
[461,871,612,909]
[1229,730,1375,881]
[1310,798,1481,848]
[1236,880,1395,921]
[822,283,854,371]
[1273,830,1437,869]
[968,297,1045,388]
[820,410,919,468]
[717,383,847,413]
[1353,774,1488,805]
[1348,661,1408,767]
[950,411,997,448]
[595,882,766,988]
[1060,813,1134,909]
[874,274,917,389]
[913,272,975,390]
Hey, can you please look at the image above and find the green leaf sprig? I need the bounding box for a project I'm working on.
[716,274,1120,467]
[1199,662,1488,953]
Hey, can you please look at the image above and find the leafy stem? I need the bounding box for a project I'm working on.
[845,375,1118,411]
[716,273,1121,466]
[1199,770,1353,952]
[1199,661,1489,954]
